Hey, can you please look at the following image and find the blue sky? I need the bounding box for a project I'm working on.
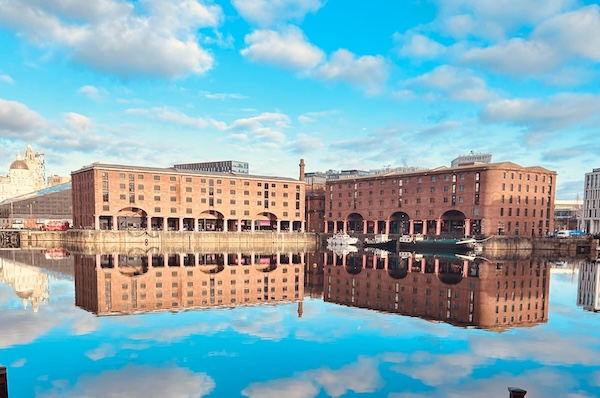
[0,0,599,200]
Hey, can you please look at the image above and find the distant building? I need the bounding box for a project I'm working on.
[0,252,49,312]
[174,160,249,174]
[0,182,72,229]
[577,261,600,312]
[554,199,583,231]
[451,152,492,167]
[47,175,71,187]
[0,144,46,202]
[582,168,600,234]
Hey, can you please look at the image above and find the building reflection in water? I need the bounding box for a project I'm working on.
[577,261,600,312]
[317,249,550,331]
[74,252,305,316]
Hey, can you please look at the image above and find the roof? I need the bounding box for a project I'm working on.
[71,162,302,183]
[0,182,72,205]
[9,159,29,170]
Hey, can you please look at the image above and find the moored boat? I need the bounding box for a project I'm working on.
[327,232,359,246]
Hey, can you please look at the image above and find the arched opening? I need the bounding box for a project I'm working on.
[389,212,410,235]
[347,213,364,233]
[254,212,278,231]
[437,260,464,285]
[117,254,148,276]
[198,210,225,231]
[440,210,466,237]
[116,207,148,230]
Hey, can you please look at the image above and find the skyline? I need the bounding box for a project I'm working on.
[1,0,599,200]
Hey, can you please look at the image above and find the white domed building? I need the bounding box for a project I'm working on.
[0,144,46,203]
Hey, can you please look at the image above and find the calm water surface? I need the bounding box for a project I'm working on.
[1,249,599,397]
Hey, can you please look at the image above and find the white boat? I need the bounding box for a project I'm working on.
[364,234,390,244]
[398,234,424,243]
[328,244,358,256]
[327,232,358,246]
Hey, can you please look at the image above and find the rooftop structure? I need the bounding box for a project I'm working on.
[174,160,249,174]
[451,152,492,168]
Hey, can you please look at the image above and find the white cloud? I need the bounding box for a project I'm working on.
[242,378,319,398]
[289,134,324,154]
[0,0,222,78]
[395,32,446,59]
[532,5,600,61]
[228,112,290,145]
[435,0,575,40]
[241,27,325,71]
[297,110,337,124]
[315,49,388,95]
[64,112,93,134]
[126,107,227,130]
[307,357,383,397]
[407,65,494,102]
[202,91,248,100]
[0,98,48,138]
[462,38,558,75]
[38,365,215,398]
[232,0,325,27]
[0,74,14,84]
[78,85,107,101]
[85,343,117,361]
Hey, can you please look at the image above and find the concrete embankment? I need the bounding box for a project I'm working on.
[482,235,599,260]
[20,230,319,254]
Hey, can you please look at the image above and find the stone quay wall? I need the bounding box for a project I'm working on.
[20,230,319,254]
[483,235,599,260]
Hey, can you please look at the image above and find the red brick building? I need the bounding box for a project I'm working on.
[322,252,549,330]
[71,162,305,232]
[323,162,556,237]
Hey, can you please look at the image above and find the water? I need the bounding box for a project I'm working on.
[1,249,599,397]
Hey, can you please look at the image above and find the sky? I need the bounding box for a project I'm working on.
[0,0,599,200]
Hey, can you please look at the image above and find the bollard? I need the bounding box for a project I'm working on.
[508,387,527,398]
[0,366,7,398]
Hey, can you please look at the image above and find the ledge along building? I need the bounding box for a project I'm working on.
[321,161,556,237]
[71,160,306,232]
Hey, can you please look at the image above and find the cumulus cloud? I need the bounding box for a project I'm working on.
[85,343,117,361]
[297,110,338,124]
[241,27,325,71]
[0,0,222,78]
[406,65,495,102]
[0,98,48,138]
[202,91,248,100]
[126,107,227,130]
[435,0,575,40]
[480,93,600,133]
[315,49,388,95]
[78,85,107,101]
[228,112,290,145]
[38,365,215,398]
[395,32,446,60]
[242,378,319,398]
[64,112,93,134]
[232,0,325,27]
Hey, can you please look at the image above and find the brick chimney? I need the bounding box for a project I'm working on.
[299,159,305,181]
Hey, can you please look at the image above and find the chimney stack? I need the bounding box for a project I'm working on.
[299,159,305,181]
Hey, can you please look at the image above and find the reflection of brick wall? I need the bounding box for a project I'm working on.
[74,253,305,316]
[322,252,549,331]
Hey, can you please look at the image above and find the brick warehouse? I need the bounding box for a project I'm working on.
[323,161,556,237]
[71,161,306,232]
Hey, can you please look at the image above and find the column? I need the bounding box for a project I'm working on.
[223,218,228,232]
[94,215,100,230]
[421,257,426,273]
[408,257,413,273]
[301,221,305,233]
[464,219,471,237]
[179,217,184,231]
[422,219,428,235]
[362,255,367,269]
[112,216,117,231]
[163,217,168,231]
[324,220,329,233]
[147,217,152,232]
[362,220,367,234]
[251,219,255,232]
[238,219,242,232]
[374,220,379,234]
[463,260,469,277]
[409,220,414,235]
[277,220,281,233]
[180,253,185,267]
[385,220,390,234]
[343,220,347,233]
[436,219,441,235]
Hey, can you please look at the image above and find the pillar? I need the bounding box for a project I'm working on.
[179,217,184,231]
[251,219,255,232]
[301,221,305,233]
[163,217,168,231]
[112,216,117,231]
[277,220,281,233]
[422,219,428,235]
[408,257,413,273]
[463,260,469,277]
[434,259,440,275]
[465,218,471,237]
[238,219,242,232]
[343,220,347,233]
[324,220,329,233]
[409,220,414,235]
[223,218,228,232]
[94,215,100,230]
[385,220,390,234]
[436,219,441,235]
[363,220,367,234]
[374,220,379,234]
